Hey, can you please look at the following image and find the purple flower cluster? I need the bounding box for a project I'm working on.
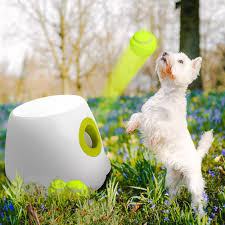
[221,149,225,157]
[0,198,15,224]
[208,169,215,177]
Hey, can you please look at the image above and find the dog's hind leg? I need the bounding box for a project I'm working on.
[165,167,183,202]
[184,168,205,216]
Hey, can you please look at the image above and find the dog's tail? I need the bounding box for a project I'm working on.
[197,129,214,159]
[126,112,142,134]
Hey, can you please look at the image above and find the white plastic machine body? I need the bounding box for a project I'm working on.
[5,95,111,190]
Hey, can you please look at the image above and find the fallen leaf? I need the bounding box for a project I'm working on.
[133,204,140,212]
[103,216,107,220]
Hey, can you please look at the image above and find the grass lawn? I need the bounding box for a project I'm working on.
[0,90,225,225]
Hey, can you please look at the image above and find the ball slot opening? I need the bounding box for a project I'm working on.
[84,125,98,148]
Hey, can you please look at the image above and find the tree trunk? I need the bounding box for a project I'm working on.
[180,0,202,90]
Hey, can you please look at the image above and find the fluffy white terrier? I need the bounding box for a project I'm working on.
[126,51,214,215]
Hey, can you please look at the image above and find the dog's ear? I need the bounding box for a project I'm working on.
[192,57,202,79]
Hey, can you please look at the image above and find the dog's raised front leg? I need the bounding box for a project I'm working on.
[126,113,142,134]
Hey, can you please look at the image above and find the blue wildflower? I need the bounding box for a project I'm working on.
[1,212,4,218]
[211,213,215,218]
[164,193,169,196]
[117,188,121,193]
[9,202,14,211]
[104,147,109,154]
[208,170,215,177]
[164,217,169,221]
[181,211,184,217]
[2,203,7,211]
[202,191,208,202]
[117,149,122,155]
[221,149,225,157]
[151,204,155,209]
[104,125,110,133]
[138,176,141,181]
[165,200,169,204]
[116,127,123,134]
[123,172,128,178]
[194,207,199,214]
[41,204,45,210]
[213,206,218,212]
[223,204,225,208]
[123,153,129,161]
[96,192,102,196]
[148,200,153,204]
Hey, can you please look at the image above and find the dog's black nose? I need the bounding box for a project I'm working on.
[162,52,168,57]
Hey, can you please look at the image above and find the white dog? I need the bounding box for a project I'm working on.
[126,51,214,215]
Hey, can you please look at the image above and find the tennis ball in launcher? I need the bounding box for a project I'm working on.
[48,179,67,194]
[65,180,89,196]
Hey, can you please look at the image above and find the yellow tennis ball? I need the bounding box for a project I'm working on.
[48,179,67,195]
[130,30,157,56]
[65,180,89,196]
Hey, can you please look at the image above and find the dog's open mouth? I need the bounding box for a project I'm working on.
[160,57,175,80]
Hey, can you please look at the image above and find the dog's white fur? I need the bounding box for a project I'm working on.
[126,51,214,215]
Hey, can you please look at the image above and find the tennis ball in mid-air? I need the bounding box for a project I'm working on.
[48,179,67,194]
[65,180,89,196]
[130,30,157,56]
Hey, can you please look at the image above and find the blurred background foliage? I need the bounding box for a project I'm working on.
[0,0,224,103]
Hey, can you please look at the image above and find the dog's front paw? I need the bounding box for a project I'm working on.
[149,136,161,147]
[126,122,139,134]
[150,138,155,146]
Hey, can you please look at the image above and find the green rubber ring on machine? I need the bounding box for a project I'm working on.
[79,117,101,157]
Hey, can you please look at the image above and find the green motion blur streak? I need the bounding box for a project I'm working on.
[104,31,157,98]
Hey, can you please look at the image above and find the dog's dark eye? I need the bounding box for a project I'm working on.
[178,60,184,64]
